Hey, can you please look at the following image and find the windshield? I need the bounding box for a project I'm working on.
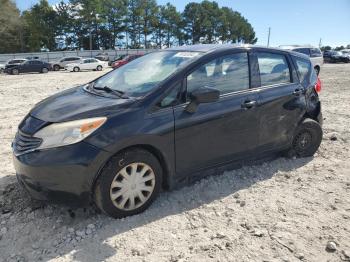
[93,51,201,97]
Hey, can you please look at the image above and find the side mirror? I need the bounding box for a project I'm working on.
[185,87,220,113]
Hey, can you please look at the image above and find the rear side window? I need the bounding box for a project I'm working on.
[293,48,310,56]
[293,56,311,86]
[310,48,322,57]
[256,52,291,86]
[187,52,249,95]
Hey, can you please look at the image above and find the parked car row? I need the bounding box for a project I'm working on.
[1,54,145,75]
[323,50,350,63]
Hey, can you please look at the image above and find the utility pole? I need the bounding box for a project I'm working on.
[267,27,271,47]
[319,38,322,48]
[89,27,92,57]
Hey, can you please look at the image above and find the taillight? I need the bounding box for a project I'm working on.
[315,77,321,93]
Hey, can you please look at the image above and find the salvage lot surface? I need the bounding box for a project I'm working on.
[0,64,350,262]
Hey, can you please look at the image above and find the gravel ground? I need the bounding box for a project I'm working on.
[0,64,350,262]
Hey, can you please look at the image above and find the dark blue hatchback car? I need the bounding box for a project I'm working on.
[13,44,323,218]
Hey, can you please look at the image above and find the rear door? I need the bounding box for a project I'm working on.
[174,51,260,175]
[32,60,42,72]
[22,61,33,73]
[254,51,305,151]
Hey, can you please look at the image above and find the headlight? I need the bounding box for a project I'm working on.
[35,117,106,150]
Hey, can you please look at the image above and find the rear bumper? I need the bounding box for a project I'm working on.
[13,142,112,207]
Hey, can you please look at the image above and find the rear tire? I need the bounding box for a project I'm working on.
[285,118,322,158]
[42,67,49,73]
[94,148,162,218]
[73,67,80,72]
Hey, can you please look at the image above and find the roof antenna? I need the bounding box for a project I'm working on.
[267,27,271,47]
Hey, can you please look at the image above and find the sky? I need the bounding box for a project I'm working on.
[15,0,350,48]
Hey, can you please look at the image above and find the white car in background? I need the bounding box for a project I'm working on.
[279,45,323,75]
[65,58,108,72]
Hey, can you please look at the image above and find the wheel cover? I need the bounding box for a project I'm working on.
[109,162,155,211]
[294,131,312,153]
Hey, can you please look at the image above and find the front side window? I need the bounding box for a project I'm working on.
[93,51,202,97]
[257,52,291,86]
[158,82,182,108]
[187,52,249,96]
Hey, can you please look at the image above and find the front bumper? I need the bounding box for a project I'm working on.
[13,141,112,206]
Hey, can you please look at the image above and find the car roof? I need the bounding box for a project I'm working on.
[167,44,299,53]
[279,45,320,50]
[165,44,309,60]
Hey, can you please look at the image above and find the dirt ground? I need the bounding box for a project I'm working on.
[0,64,349,262]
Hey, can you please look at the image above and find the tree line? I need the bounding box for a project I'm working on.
[321,45,350,52]
[0,0,257,53]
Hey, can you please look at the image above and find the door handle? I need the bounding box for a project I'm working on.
[242,100,257,109]
[293,88,303,96]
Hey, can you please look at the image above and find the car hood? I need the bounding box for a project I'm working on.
[30,86,137,122]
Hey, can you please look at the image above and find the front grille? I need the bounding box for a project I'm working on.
[14,131,42,154]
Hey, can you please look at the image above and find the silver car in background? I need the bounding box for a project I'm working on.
[51,56,82,71]
[280,45,323,75]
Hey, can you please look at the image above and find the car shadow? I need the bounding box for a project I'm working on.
[0,155,313,261]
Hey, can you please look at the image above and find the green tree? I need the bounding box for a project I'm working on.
[22,0,58,51]
[138,0,158,48]
[320,46,332,52]
[100,0,128,49]
[162,3,183,47]
[0,0,23,53]
[183,2,203,44]
[69,0,103,49]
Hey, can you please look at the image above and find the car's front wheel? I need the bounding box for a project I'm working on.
[73,67,80,72]
[286,118,322,158]
[12,69,19,75]
[42,67,49,73]
[96,65,102,71]
[53,65,60,71]
[94,148,162,218]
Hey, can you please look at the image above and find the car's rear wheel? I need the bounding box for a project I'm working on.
[94,148,162,218]
[53,65,60,71]
[97,65,102,71]
[73,67,80,72]
[286,118,322,158]
[12,69,19,75]
[42,67,49,73]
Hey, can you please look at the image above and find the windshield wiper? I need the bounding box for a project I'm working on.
[92,85,128,99]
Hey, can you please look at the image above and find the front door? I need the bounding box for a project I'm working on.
[174,51,260,175]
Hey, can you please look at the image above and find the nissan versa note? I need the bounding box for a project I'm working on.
[13,45,323,218]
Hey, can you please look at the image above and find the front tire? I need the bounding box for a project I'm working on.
[97,65,102,71]
[42,67,49,73]
[73,67,80,72]
[53,65,60,71]
[94,148,162,218]
[12,69,19,75]
[286,118,322,157]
